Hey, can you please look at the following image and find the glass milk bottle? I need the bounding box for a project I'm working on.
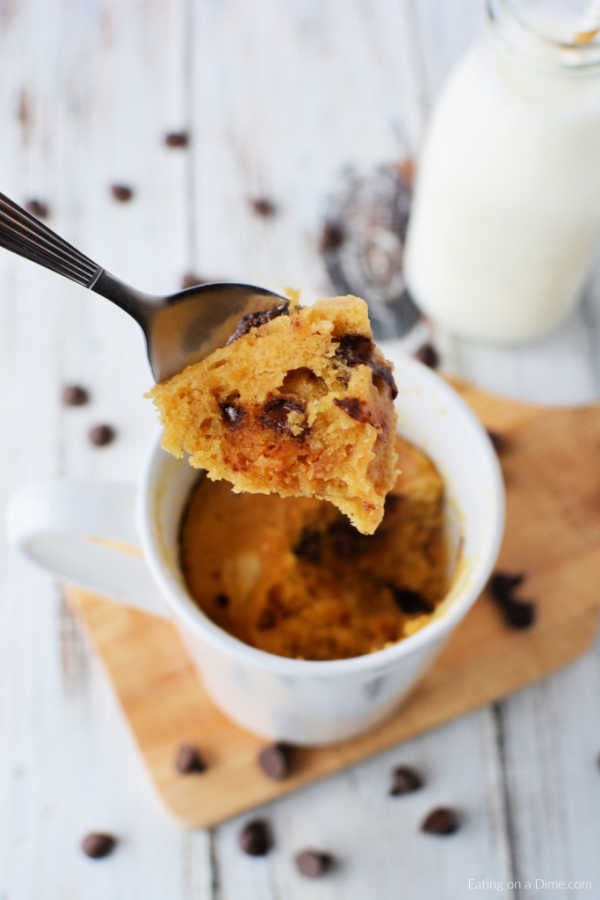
[404,0,600,343]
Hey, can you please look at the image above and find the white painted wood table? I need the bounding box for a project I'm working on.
[1,2,599,898]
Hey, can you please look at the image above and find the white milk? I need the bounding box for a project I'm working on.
[405,0,600,343]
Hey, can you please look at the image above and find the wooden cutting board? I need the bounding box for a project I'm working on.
[66,380,600,827]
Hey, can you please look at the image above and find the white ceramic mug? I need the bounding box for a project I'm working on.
[6,348,504,745]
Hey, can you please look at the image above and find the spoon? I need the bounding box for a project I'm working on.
[0,191,286,381]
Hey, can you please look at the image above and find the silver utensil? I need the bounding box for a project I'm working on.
[0,192,286,381]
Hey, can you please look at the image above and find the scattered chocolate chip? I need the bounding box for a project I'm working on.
[293,528,322,564]
[501,599,536,630]
[335,334,374,367]
[334,397,374,424]
[181,272,204,289]
[489,571,536,630]
[226,300,290,344]
[295,849,334,878]
[489,571,526,601]
[174,742,206,774]
[215,593,229,608]
[250,196,277,218]
[256,609,277,630]
[164,130,190,148]
[219,399,246,428]
[390,586,433,615]
[389,765,423,796]
[415,342,440,369]
[88,424,116,447]
[110,184,134,203]
[24,198,49,219]
[62,384,89,407]
[421,807,460,836]
[369,360,399,399]
[319,220,345,254]
[487,429,507,454]
[260,396,306,437]
[81,832,117,859]
[258,742,292,781]
[238,820,273,856]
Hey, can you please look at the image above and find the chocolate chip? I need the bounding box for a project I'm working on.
[238,820,273,856]
[249,196,277,218]
[257,742,292,781]
[174,742,206,774]
[390,586,433,615]
[319,220,345,254]
[164,130,190,148]
[334,397,374,424]
[489,571,536,630]
[110,184,134,203]
[293,528,322,564]
[501,599,536,630]
[370,360,399,399]
[421,807,460,836]
[389,765,423,796]
[489,571,526,601]
[226,301,290,344]
[24,198,49,219]
[62,384,89,407]
[256,609,277,630]
[415,342,440,369]
[294,849,333,878]
[181,272,204,289]
[260,396,307,437]
[487,429,507,454]
[81,832,117,859]
[88,424,116,447]
[219,399,246,428]
[334,336,397,397]
[215,593,229,608]
[335,334,374,367]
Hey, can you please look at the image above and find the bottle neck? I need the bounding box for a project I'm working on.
[486,0,600,72]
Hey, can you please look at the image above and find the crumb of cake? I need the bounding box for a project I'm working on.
[149,295,398,534]
[179,436,448,661]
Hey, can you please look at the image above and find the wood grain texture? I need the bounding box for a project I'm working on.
[1,0,600,898]
[63,382,600,828]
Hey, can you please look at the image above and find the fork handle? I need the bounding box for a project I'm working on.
[0,192,102,288]
[0,191,156,325]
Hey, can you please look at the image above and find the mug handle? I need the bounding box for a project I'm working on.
[6,480,168,618]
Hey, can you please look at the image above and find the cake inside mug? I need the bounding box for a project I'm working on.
[148,294,398,535]
[179,436,449,661]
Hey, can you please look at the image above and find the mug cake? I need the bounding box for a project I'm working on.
[179,436,448,661]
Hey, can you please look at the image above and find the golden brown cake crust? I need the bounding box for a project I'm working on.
[179,437,448,661]
[149,295,398,534]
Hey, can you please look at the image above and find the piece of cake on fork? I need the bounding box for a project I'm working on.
[149,294,398,534]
